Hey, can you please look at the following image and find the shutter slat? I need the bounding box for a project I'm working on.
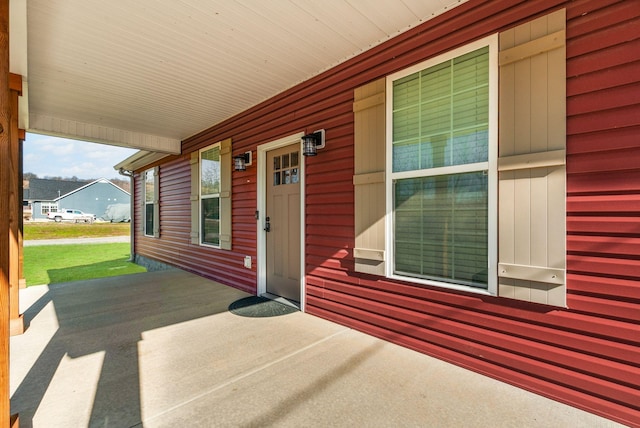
[353,172,384,185]
[498,149,565,171]
[499,30,565,66]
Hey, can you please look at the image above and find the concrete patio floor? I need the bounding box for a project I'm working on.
[10,270,620,427]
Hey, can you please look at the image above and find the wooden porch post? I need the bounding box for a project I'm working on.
[0,0,12,425]
[9,73,23,336]
[18,134,25,291]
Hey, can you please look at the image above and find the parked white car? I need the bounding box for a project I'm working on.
[46,209,96,223]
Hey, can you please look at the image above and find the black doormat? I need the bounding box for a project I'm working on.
[228,296,298,318]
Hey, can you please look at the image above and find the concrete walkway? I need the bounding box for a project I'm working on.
[10,271,620,427]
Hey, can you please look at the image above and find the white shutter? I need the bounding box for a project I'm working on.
[190,152,199,245]
[353,78,386,275]
[219,138,232,250]
[153,166,160,238]
[498,9,566,306]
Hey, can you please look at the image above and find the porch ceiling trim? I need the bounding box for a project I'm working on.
[29,114,181,154]
[114,151,170,173]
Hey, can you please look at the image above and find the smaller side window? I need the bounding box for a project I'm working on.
[199,145,221,247]
[143,168,156,237]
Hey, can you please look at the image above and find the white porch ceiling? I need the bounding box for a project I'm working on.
[19,0,467,155]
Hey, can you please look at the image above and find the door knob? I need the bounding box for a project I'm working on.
[264,216,271,232]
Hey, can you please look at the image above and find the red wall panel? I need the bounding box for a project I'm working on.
[133,0,640,425]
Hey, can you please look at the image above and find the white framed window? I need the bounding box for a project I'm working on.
[386,35,498,294]
[143,168,158,237]
[199,144,221,247]
[41,203,58,215]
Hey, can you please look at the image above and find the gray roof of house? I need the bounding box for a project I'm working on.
[24,178,90,201]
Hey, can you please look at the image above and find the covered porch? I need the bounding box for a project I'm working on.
[11,270,615,427]
[0,1,488,423]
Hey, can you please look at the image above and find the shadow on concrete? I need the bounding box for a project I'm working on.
[45,257,145,286]
[11,270,250,427]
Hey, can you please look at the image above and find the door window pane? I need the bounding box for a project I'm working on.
[273,151,300,186]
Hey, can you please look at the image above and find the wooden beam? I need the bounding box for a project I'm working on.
[7,73,20,94]
[18,138,25,290]
[9,79,23,336]
[0,0,11,425]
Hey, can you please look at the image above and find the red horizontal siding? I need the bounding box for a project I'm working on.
[135,0,640,425]
[567,60,640,96]
[308,301,640,426]
[134,156,256,294]
[569,273,640,300]
[569,170,640,196]
[308,286,639,401]
[568,194,640,212]
[568,216,640,235]
[567,81,640,115]
[562,3,640,424]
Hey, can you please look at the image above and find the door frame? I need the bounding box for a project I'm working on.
[257,132,306,310]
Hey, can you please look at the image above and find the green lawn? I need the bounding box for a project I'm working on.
[24,222,130,240]
[24,243,146,286]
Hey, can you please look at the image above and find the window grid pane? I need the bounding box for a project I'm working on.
[144,170,155,203]
[200,145,221,246]
[201,197,220,246]
[144,169,155,237]
[145,203,154,236]
[392,46,489,173]
[201,146,220,196]
[394,173,488,287]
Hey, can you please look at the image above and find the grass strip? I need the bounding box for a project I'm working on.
[24,222,130,240]
[24,243,146,286]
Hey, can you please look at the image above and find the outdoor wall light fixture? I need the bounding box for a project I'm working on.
[301,129,325,156]
[234,151,253,171]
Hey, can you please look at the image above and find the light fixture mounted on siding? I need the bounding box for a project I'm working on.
[301,129,325,156]
[234,151,252,171]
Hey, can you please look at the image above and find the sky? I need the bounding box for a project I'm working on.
[23,133,139,181]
